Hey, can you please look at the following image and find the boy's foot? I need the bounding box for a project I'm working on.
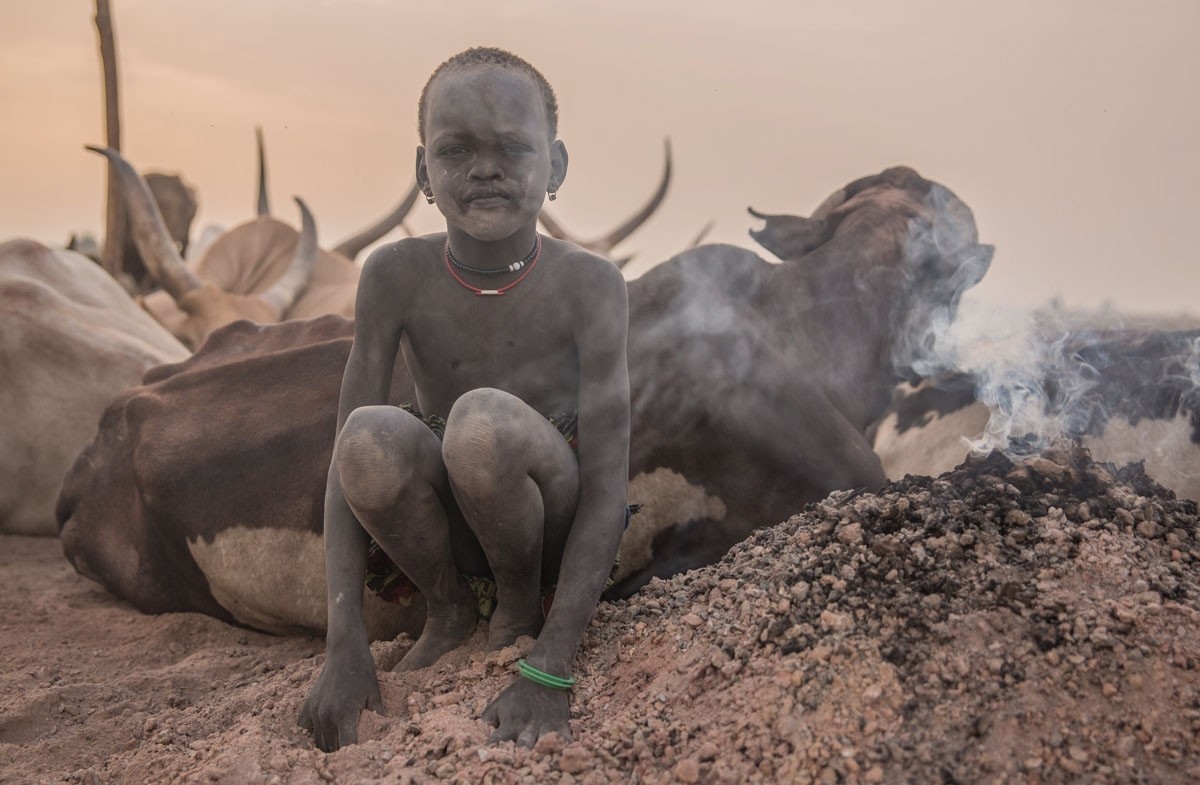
[394,598,477,671]
[486,601,544,650]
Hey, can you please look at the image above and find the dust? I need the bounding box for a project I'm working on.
[2,443,1197,784]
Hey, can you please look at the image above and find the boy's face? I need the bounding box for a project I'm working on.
[417,66,567,243]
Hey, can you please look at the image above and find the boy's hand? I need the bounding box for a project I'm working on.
[298,647,382,752]
[483,677,571,746]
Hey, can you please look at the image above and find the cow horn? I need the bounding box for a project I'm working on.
[536,208,570,243]
[594,136,672,255]
[537,137,672,263]
[330,181,422,261]
[259,197,317,317]
[85,145,202,300]
[688,220,715,249]
[255,126,270,217]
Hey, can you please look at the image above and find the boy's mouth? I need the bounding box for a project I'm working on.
[465,190,510,206]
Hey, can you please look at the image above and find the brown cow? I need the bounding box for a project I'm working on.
[65,171,197,294]
[57,165,992,632]
[90,145,354,350]
[614,166,992,589]
[0,239,188,535]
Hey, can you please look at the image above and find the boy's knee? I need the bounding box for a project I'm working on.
[443,390,514,490]
[336,407,415,514]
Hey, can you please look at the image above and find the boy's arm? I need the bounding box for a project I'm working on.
[299,248,404,752]
[529,259,630,674]
[486,258,631,743]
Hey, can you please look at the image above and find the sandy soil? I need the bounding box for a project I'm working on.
[2,447,1198,785]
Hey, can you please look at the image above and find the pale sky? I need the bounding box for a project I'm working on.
[2,0,1197,316]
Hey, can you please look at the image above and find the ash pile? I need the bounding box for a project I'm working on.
[590,444,1199,784]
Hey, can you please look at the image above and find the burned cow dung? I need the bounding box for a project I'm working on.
[6,443,1198,783]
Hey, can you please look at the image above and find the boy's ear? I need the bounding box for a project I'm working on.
[550,140,569,191]
[415,146,432,195]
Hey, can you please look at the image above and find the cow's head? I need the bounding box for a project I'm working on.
[749,166,994,384]
[141,172,197,259]
[88,146,321,350]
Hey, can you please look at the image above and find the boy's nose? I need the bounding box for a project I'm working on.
[467,156,503,180]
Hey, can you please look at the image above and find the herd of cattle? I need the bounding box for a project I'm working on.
[4,151,1197,641]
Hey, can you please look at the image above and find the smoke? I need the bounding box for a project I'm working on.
[1189,334,1200,389]
[908,290,1200,487]
[908,297,1122,457]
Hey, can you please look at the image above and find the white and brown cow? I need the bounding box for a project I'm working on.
[870,329,1200,502]
[57,165,992,633]
[0,239,189,535]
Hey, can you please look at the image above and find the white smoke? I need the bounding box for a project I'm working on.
[1188,335,1200,389]
[910,296,1112,457]
[910,288,1200,485]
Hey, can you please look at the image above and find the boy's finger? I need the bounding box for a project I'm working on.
[517,727,539,748]
[487,725,517,745]
[337,716,358,749]
[313,723,331,753]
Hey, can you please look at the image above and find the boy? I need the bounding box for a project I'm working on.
[299,47,631,751]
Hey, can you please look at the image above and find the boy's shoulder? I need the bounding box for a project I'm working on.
[362,234,445,273]
[542,237,626,289]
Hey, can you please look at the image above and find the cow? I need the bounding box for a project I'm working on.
[0,239,189,536]
[870,329,1200,502]
[89,145,374,350]
[64,171,197,294]
[613,165,993,589]
[869,373,992,480]
[57,165,992,633]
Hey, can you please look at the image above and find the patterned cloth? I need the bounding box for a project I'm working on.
[397,403,576,449]
[366,506,640,616]
[362,403,631,614]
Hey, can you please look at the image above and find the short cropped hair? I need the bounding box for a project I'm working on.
[418,47,559,144]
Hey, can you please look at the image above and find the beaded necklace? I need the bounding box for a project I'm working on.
[444,234,542,296]
[447,235,539,275]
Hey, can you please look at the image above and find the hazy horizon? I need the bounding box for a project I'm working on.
[2,0,1197,318]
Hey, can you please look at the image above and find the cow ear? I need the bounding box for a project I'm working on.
[942,243,993,293]
[747,208,829,260]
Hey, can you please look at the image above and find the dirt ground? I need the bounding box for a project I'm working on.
[2,447,1198,785]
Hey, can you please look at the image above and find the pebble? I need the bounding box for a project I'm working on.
[559,743,592,774]
[819,610,852,633]
[534,733,565,756]
[836,522,863,545]
[674,758,701,783]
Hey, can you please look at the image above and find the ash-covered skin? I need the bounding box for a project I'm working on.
[299,50,630,753]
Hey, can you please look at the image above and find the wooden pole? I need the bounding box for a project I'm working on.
[94,0,125,278]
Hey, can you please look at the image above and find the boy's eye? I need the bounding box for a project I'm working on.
[503,143,533,154]
[439,145,468,157]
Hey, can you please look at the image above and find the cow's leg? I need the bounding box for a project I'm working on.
[442,388,579,650]
[336,405,481,671]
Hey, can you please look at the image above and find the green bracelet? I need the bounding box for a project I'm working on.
[517,659,576,690]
